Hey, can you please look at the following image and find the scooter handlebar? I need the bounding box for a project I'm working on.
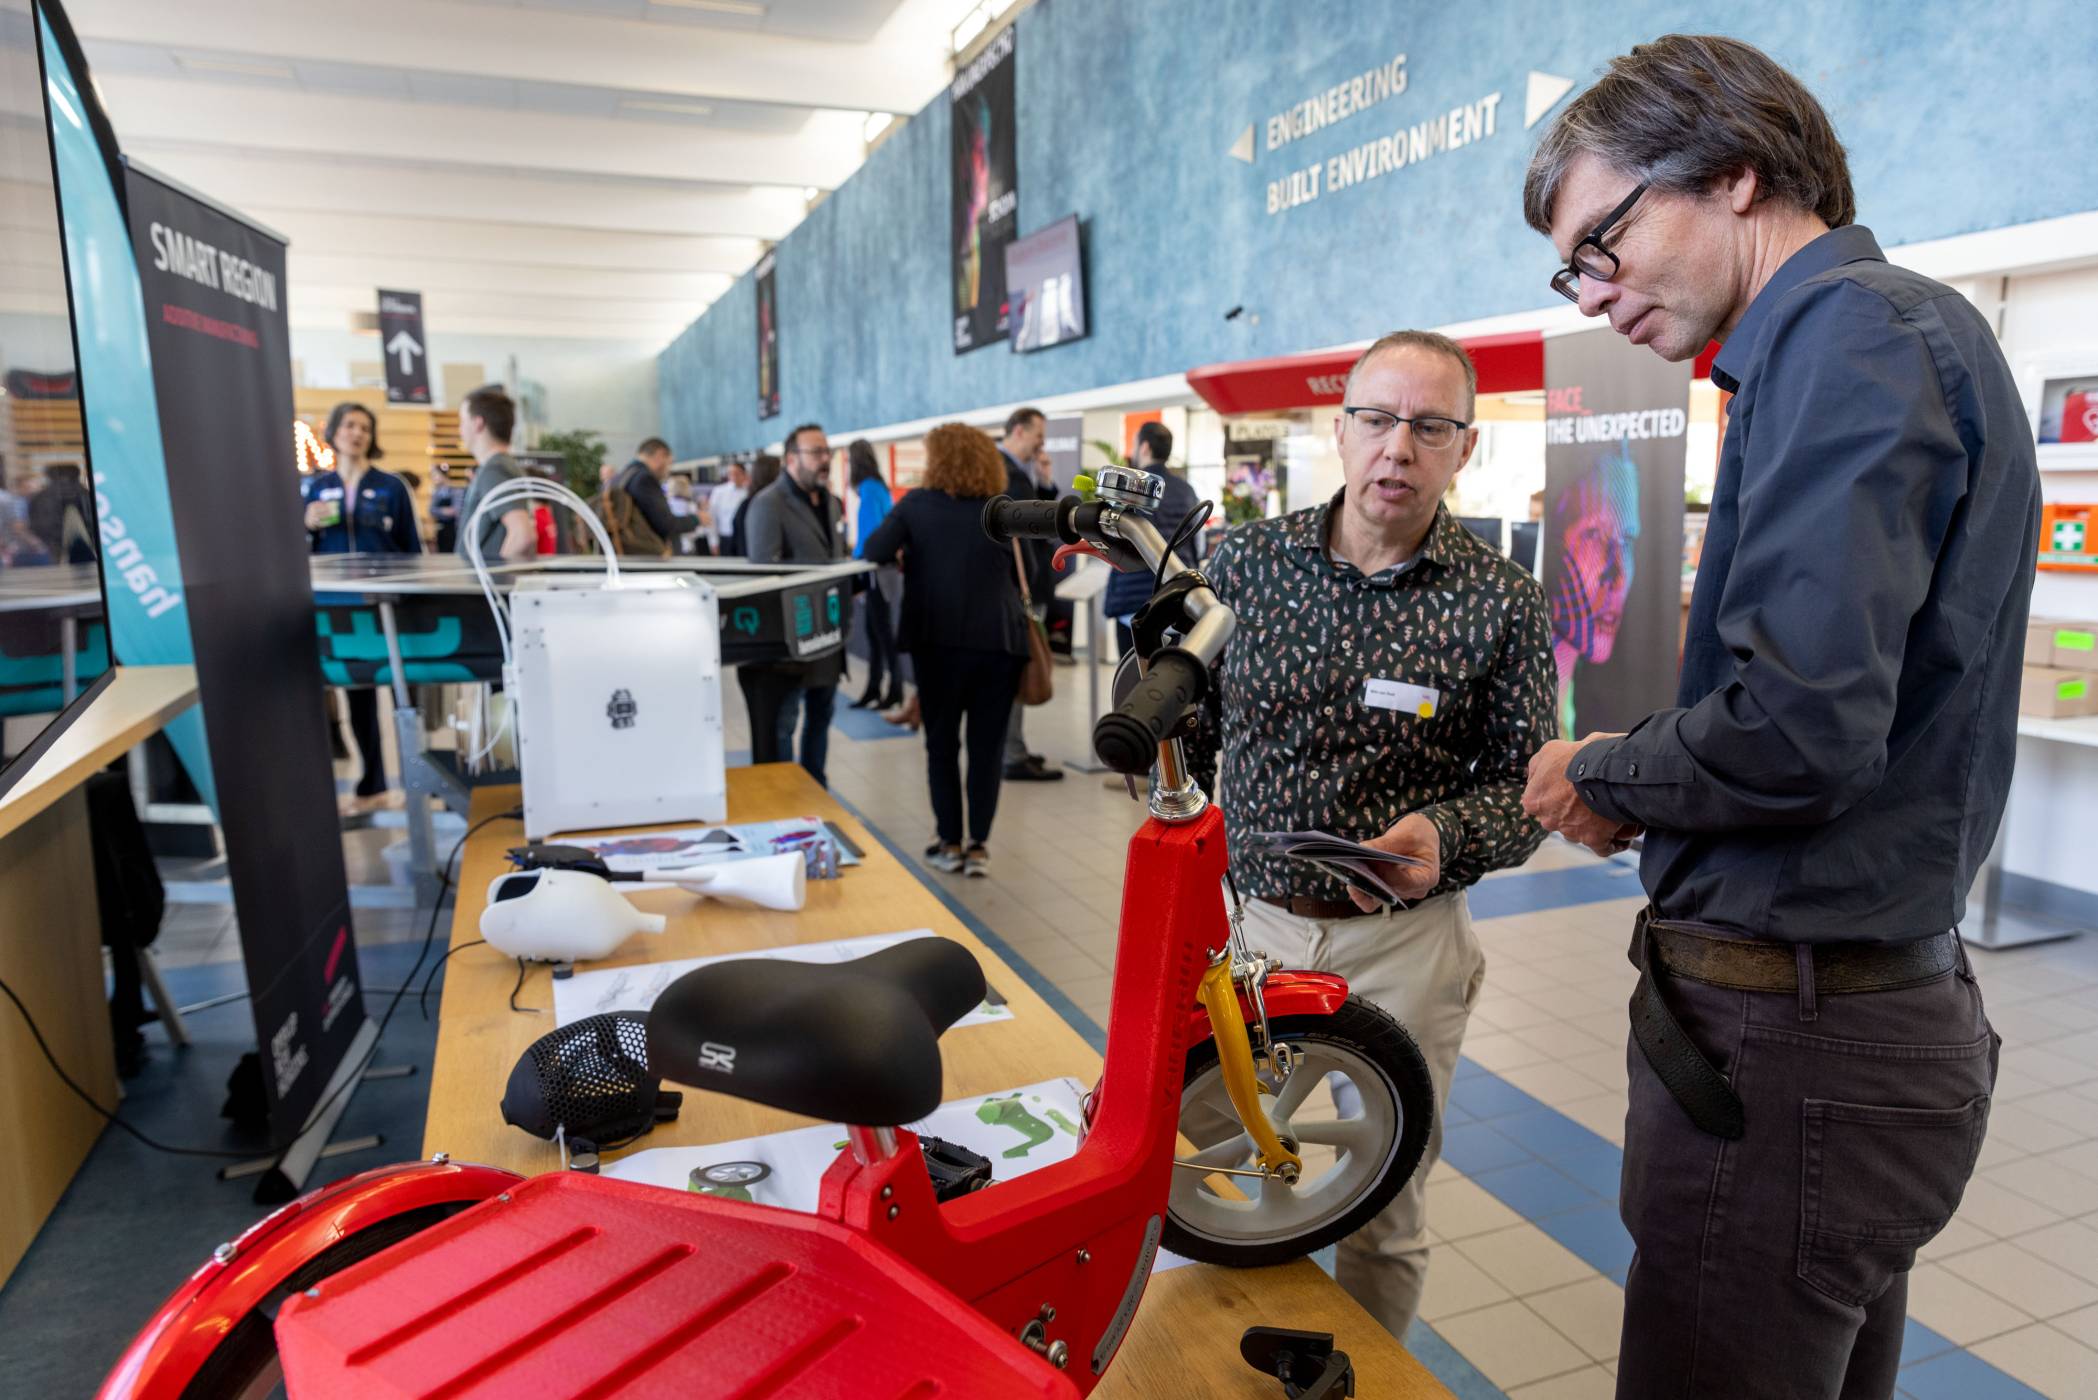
[1093,647,1209,775]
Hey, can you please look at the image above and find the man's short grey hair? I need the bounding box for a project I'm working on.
[1523,34,1854,237]
[1346,330,1477,417]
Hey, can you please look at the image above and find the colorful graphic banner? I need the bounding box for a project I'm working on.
[950,24,1017,354]
[1541,327,1690,739]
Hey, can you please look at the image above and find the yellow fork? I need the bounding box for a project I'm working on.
[1196,956,1303,1180]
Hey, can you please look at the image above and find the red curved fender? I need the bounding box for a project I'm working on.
[1180,969,1350,1051]
[98,1157,522,1400]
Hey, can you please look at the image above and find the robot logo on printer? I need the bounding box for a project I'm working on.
[606,688,638,730]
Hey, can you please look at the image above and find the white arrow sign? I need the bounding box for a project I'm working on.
[385,329,423,376]
[1526,71,1575,129]
[1228,123,1255,164]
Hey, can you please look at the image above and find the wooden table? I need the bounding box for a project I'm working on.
[427,765,1448,1398]
[0,665,199,1286]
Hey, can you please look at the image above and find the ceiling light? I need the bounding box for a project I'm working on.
[653,0,767,15]
[620,97,717,118]
[951,6,992,54]
[803,187,821,203]
[176,54,297,81]
[861,110,892,144]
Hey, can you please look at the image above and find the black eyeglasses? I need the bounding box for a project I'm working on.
[1340,406,1471,450]
[1550,181,1649,303]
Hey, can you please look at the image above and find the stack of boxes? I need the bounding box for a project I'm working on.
[2024,617,2098,718]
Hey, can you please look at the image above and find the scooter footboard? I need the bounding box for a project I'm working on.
[274,1171,1078,1399]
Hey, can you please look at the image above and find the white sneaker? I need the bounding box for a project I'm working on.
[924,842,964,874]
[963,845,990,878]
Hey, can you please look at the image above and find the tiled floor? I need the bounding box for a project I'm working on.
[151,657,2098,1398]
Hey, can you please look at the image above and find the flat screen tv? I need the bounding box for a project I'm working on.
[0,0,114,799]
[1005,214,1086,353]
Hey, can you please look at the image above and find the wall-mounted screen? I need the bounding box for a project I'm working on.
[0,0,111,797]
[1005,214,1086,354]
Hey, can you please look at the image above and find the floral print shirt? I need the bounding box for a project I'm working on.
[1189,493,1557,903]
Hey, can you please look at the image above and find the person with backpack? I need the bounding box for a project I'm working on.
[598,437,698,557]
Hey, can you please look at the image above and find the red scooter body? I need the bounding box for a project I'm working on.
[96,1158,520,1400]
[103,807,1357,1398]
[811,804,1264,1390]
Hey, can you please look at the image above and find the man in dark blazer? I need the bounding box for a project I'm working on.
[995,406,1061,781]
[609,437,700,556]
[740,422,851,786]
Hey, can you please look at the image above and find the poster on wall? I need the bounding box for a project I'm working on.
[1541,327,1690,740]
[124,160,368,1158]
[950,23,1017,355]
[755,252,780,420]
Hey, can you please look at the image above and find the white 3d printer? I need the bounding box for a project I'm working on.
[466,480,727,841]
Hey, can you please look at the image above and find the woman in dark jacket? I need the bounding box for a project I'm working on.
[862,423,1027,878]
[301,402,422,813]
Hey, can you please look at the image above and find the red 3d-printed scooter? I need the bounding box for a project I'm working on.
[99,475,1434,1400]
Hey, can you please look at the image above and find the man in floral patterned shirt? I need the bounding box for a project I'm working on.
[1190,330,1557,1339]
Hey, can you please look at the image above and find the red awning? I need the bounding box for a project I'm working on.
[1186,331,1720,415]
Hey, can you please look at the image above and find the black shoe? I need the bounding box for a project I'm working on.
[848,687,883,710]
[1003,757,1065,782]
[879,688,905,710]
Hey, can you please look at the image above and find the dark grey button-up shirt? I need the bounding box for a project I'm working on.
[1574,226,2041,944]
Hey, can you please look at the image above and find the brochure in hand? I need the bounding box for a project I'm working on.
[1253,829,1429,909]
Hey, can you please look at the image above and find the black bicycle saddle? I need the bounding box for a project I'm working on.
[647,937,987,1126]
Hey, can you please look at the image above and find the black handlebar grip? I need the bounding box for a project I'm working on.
[981,494,1070,545]
[1093,647,1209,775]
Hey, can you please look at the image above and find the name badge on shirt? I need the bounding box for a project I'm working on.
[1364,677,1439,718]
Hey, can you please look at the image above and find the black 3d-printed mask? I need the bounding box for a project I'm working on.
[500,1012,682,1150]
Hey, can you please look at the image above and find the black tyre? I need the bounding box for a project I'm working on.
[1163,995,1434,1268]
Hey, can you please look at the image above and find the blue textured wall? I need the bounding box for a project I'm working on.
[662,0,2098,456]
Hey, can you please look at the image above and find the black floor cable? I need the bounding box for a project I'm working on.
[417,938,486,1021]
[0,808,522,1164]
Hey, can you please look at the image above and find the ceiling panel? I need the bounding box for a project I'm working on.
[57,0,967,347]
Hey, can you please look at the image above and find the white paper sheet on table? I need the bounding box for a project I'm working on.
[601,1076,1193,1273]
[550,928,1017,1030]
[551,819,860,890]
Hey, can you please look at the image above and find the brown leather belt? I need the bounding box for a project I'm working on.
[1647,918,1959,993]
[1256,893,1365,921]
[1630,910,1961,1142]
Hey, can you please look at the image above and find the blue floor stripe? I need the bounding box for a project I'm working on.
[1466,862,1645,919]
[1402,1319,1512,1400]
[830,704,916,742]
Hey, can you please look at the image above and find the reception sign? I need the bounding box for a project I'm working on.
[1541,327,1690,739]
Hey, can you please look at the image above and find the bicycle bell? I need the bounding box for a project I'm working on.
[1093,465,1165,514]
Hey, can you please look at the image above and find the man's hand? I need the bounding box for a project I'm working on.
[1350,813,1440,912]
[1523,737,1641,856]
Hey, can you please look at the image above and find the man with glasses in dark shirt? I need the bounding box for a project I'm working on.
[741,422,851,786]
[1191,329,1557,1340]
[1518,36,2038,1398]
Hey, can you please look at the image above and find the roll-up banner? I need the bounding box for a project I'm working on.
[950,23,1017,355]
[755,252,780,420]
[1541,327,1690,740]
[124,161,367,1150]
